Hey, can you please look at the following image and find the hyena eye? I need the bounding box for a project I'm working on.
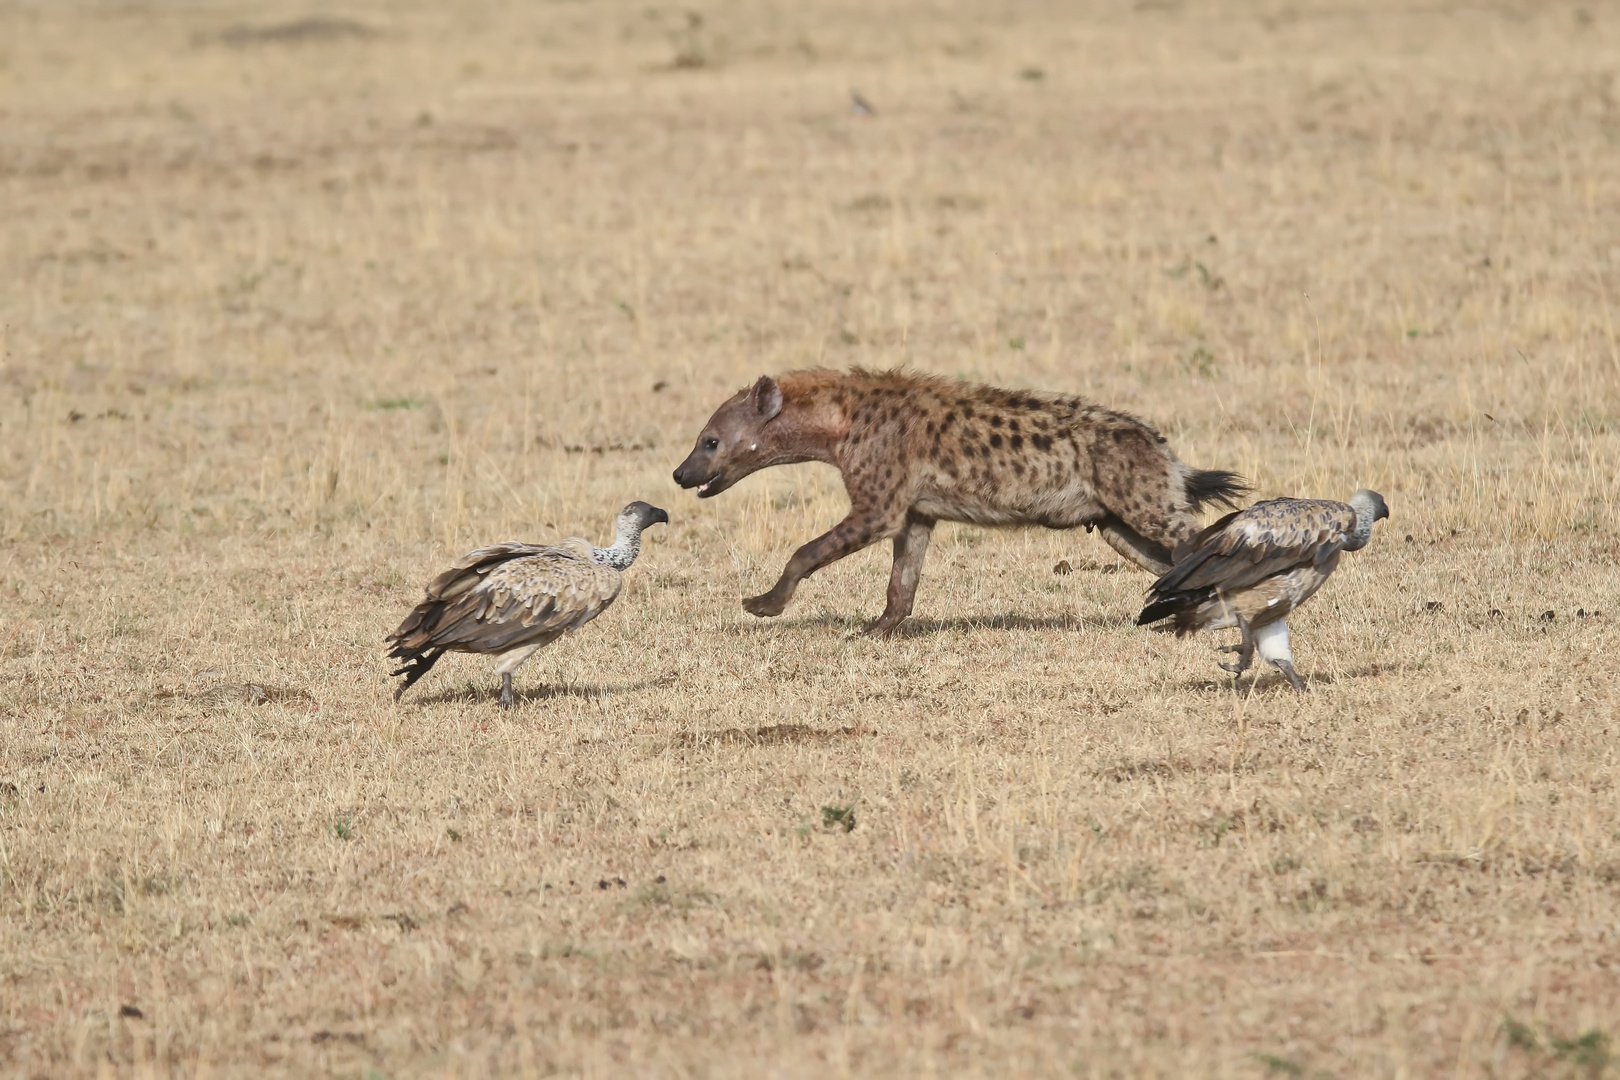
[703,437,719,450]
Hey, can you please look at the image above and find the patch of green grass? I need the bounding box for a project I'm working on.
[821,804,856,832]
[1255,1052,1303,1077]
[1550,1029,1611,1071]
[1501,1018,1612,1077]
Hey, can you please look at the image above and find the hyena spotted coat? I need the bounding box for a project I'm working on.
[672,368,1246,635]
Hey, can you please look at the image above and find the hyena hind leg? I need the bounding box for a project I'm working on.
[863,514,935,637]
[1096,516,1174,575]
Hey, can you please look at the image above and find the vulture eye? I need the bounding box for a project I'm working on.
[703,437,719,451]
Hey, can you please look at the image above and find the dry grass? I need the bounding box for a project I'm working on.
[3,0,1620,1076]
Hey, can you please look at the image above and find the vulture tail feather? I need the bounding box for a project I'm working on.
[389,646,446,701]
[1135,601,1178,627]
[1136,587,1215,631]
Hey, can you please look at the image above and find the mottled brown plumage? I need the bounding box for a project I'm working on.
[673,368,1246,635]
[386,502,668,707]
[1137,490,1389,690]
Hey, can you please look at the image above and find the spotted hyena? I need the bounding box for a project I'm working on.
[672,368,1246,635]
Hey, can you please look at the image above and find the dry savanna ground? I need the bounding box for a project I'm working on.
[4,1,1620,1076]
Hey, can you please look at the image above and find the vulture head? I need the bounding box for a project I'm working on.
[1346,489,1389,549]
[1349,489,1389,521]
[619,501,670,532]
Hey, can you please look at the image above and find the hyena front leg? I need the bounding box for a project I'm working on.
[862,513,935,638]
[743,511,888,619]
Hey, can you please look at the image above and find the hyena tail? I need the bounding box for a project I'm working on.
[1183,467,1248,512]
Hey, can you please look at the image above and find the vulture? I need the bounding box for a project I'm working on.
[1136,489,1389,691]
[386,501,668,707]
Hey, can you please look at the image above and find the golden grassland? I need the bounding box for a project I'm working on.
[3,1,1620,1075]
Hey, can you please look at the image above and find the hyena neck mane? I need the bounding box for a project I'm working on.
[756,369,855,464]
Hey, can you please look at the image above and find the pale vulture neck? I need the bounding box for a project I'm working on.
[592,516,645,570]
[1344,504,1379,551]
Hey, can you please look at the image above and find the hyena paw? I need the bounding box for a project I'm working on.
[859,615,903,638]
[742,592,787,618]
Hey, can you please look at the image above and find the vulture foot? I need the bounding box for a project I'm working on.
[500,673,516,709]
[1217,623,1255,677]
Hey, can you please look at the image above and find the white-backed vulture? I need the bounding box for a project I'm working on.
[1136,489,1389,691]
[386,501,668,707]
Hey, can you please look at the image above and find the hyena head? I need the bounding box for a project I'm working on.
[672,375,783,498]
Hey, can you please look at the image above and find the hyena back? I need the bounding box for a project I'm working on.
[672,368,1246,635]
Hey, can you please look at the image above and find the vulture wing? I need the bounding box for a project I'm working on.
[387,541,622,658]
[1148,498,1356,599]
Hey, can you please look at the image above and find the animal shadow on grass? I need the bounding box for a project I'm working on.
[153,683,313,707]
[214,17,377,46]
[903,612,1135,635]
[672,723,875,748]
[1179,662,1393,693]
[409,678,666,708]
[733,612,1134,636]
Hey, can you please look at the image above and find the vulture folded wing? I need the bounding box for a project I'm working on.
[1170,509,1242,564]
[424,542,555,601]
[1153,499,1356,597]
[407,549,624,656]
[388,543,551,648]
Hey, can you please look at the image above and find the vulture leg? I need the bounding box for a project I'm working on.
[494,643,545,708]
[1273,660,1307,692]
[1217,620,1255,677]
[1254,621,1306,692]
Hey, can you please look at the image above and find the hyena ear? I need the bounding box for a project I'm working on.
[749,375,783,421]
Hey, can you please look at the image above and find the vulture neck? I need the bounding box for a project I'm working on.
[592,517,646,570]
[1344,504,1379,551]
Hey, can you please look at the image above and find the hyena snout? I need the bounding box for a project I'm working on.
[673,443,732,497]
